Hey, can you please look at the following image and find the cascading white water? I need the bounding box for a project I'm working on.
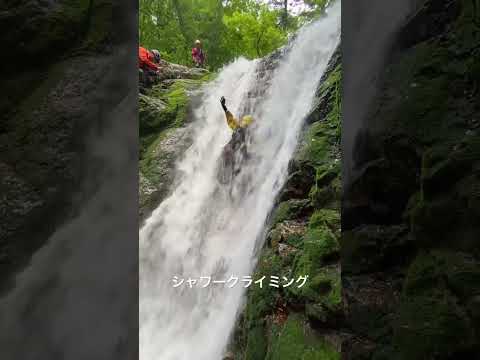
[140,3,341,360]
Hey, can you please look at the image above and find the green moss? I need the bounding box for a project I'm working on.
[298,64,341,212]
[382,0,479,150]
[306,267,341,316]
[199,72,218,83]
[394,293,474,359]
[152,80,192,126]
[245,324,268,360]
[305,227,338,264]
[319,64,341,95]
[404,250,480,300]
[288,219,339,303]
[266,314,339,360]
[246,250,284,321]
[285,233,304,249]
[243,249,284,359]
[309,209,340,237]
[422,135,480,198]
[321,64,342,141]
[140,79,202,157]
[272,199,312,225]
[139,129,171,185]
[393,250,480,358]
[299,121,336,166]
[411,170,480,252]
[314,163,340,188]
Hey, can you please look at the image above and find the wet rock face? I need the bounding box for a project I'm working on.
[342,0,480,358]
[0,1,114,290]
[157,61,209,81]
[138,64,209,221]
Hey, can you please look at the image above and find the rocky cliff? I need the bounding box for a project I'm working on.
[139,62,210,220]
[342,1,480,358]
[0,0,118,291]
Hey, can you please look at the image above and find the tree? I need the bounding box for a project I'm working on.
[139,0,305,69]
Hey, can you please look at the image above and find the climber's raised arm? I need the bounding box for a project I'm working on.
[220,96,228,113]
[220,96,238,130]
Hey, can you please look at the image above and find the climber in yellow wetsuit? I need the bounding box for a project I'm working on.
[220,96,253,130]
[219,96,254,178]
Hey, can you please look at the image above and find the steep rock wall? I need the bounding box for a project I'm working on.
[342,1,480,358]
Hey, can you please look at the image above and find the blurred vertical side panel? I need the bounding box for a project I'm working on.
[342,0,480,358]
[0,0,138,359]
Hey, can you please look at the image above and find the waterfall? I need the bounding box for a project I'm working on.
[140,2,341,359]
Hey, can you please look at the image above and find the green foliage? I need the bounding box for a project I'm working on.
[139,0,329,69]
[222,8,286,59]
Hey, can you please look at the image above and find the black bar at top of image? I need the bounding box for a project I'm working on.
[0,1,139,359]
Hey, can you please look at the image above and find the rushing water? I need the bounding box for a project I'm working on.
[140,3,341,359]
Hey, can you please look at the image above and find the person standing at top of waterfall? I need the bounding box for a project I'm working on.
[192,40,206,68]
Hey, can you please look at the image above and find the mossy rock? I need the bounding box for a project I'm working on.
[244,324,268,360]
[243,249,285,359]
[139,95,168,136]
[272,199,313,226]
[307,62,342,129]
[289,240,340,304]
[280,160,316,201]
[421,135,480,199]
[267,221,306,250]
[341,225,411,275]
[309,209,340,238]
[298,120,337,167]
[138,77,205,215]
[411,171,480,252]
[139,127,192,218]
[394,293,475,359]
[265,313,340,360]
[293,226,338,275]
[313,162,340,188]
[403,250,480,300]
[394,250,480,358]
[243,249,284,343]
[139,79,195,148]
[304,266,342,324]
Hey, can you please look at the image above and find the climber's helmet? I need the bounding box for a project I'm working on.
[195,40,201,47]
[151,49,161,63]
[240,115,254,128]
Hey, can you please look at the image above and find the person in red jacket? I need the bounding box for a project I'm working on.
[191,40,206,68]
[139,46,161,88]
